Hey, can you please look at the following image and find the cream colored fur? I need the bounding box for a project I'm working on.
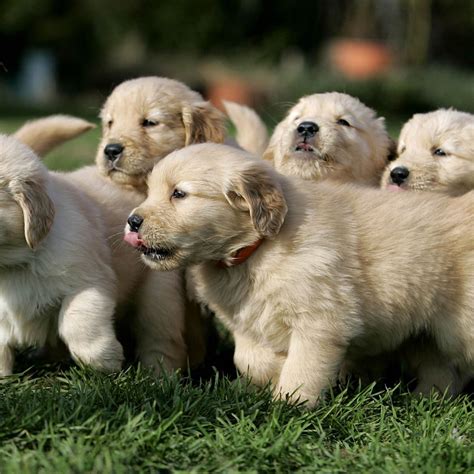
[96,76,226,193]
[223,100,269,156]
[126,143,474,407]
[263,92,393,185]
[377,108,474,395]
[14,109,189,373]
[64,167,187,373]
[381,109,474,195]
[96,76,243,365]
[14,115,95,156]
[0,134,123,375]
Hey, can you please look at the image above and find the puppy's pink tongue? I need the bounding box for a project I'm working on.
[124,232,144,248]
[386,184,405,192]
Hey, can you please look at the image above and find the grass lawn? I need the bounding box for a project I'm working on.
[0,115,473,472]
[0,366,472,473]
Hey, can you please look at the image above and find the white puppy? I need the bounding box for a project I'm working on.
[381,109,474,195]
[124,143,474,407]
[263,92,393,185]
[0,135,123,375]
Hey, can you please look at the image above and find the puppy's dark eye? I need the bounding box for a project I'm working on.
[337,118,351,127]
[142,119,158,127]
[171,189,186,199]
[433,148,446,157]
[107,120,113,128]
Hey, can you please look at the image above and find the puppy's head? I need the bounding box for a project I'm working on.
[381,109,474,196]
[123,144,287,270]
[96,77,226,192]
[263,92,391,185]
[0,135,55,265]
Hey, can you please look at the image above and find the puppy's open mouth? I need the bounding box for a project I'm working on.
[294,142,315,153]
[139,245,174,261]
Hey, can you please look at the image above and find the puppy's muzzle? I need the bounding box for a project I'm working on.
[104,143,124,163]
[390,166,409,186]
[297,121,319,139]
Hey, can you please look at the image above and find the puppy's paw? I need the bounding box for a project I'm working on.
[138,349,186,375]
[0,367,13,378]
[273,383,318,409]
[69,337,124,373]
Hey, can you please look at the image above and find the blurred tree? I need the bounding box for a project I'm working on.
[0,0,472,96]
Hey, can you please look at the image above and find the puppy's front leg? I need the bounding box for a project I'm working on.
[0,344,14,376]
[58,287,124,372]
[234,332,285,386]
[133,272,187,374]
[275,326,346,408]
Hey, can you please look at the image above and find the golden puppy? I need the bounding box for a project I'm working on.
[124,143,474,407]
[96,76,226,192]
[381,109,474,195]
[0,134,123,375]
[12,119,188,374]
[378,109,474,395]
[263,92,393,185]
[96,76,266,366]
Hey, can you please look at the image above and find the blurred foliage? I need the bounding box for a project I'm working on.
[1,0,473,89]
[266,65,474,121]
[0,0,473,120]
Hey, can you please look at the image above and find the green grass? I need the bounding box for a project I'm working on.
[0,364,472,473]
[1,115,473,472]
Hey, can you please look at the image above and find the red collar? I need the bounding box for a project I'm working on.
[216,239,264,268]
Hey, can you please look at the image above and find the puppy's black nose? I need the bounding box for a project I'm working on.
[104,143,124,161]
[297,121,319,138]
[390,166,410,185]
[127,214,144,232]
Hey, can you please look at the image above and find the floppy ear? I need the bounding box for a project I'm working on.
[182,102,226,145]
[10,179,55,249]
[224,164,287,238]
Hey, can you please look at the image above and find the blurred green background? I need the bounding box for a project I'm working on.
[1,0,473,169]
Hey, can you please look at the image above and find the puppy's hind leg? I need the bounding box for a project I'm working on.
[58,287,124,372]
[405,338,467,396]
[133,271,187,375]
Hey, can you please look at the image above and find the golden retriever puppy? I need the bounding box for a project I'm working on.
[14,114,95,156]
[95,76,264,366]
[96,76,226,192]
[378,109,474,395]
[263,92,393,185]
[381,109,474,195]
[124,143,474,407]
[13,114,188,374]
[0,134,123,375]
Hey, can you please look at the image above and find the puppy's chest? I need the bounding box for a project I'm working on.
[0,273,63,324]
[196,266,291,349]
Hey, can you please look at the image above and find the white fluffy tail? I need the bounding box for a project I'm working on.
[223,100,269,156]
[14,115,95,156]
